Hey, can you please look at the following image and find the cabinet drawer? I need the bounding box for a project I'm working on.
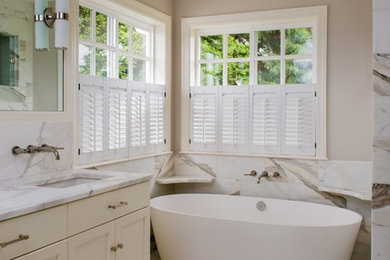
[68,182,149,236]
[0,205,67,260]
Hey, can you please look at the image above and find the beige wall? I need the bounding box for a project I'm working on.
[135,0,174,15]
[172,0,373,161]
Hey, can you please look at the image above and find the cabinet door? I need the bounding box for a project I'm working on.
[14,240,67,260]
[68,221,116,260]
[116,207,150,260]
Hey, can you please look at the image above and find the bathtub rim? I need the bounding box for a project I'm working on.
[150,193,363,228]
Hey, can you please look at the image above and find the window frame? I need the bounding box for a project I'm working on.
[78,2,154,81]
[74,0,172,168]
[181,6,327,160]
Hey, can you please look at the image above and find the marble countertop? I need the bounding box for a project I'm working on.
[0,170,152,222]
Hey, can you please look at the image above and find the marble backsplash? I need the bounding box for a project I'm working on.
[372,51,390,260]
[372,1,390,259]
[95,153,174,198]
[0,122,73,181]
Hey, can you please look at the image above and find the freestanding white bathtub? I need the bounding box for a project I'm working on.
[151,194,362,260]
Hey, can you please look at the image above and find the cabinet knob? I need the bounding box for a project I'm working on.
[117,243,124,249]
[111,246,117,252]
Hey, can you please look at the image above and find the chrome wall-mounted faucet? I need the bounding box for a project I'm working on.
[12,144,64,160]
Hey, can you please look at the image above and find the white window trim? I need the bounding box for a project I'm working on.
[180,6,327,160]
[73,0,172,167]
[78,1,154,81]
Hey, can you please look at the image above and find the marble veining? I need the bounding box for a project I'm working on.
[373,184,390,209]
[174,153,217,177]
[374,55,390,95]
[0,122,73,182]
[267,158,347,208]
[319,160,372,200]
[372,6,390,257]
[0,169,152,222]
[95,153,174,198]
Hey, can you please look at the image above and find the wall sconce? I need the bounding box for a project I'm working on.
[34,0,69,50]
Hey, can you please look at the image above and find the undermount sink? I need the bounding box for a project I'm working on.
[37,176,105,189]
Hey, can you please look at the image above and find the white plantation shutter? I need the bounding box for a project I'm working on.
[148,83,165,152]
[107,78,128,159]
[79,75,105,163]
[190,86,218,151]
[251,86,280,154]
[283,85,316,156]
[188,85,316,156]
[79,75,167,164]
[130,82,147,154]
[221,86,248,153]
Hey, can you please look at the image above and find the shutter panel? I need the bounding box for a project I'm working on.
[130,81,147,155]
[221,86,248,153]
[79,75,105,163]
[107,78,128,159]
[283,85,316,156]
[190,86,218,151]
[148,83,165,153]
[251,86,280,154]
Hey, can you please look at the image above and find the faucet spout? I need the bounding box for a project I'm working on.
[257,171,269,184]
[53,149,60,160]
[41,144,63,160]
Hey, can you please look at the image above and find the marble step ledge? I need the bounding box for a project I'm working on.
[156,175,215,184]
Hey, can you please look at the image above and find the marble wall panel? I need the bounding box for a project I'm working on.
[319,160,372,200]
[0,122,73,181]
[372,3,390,255]
[95,153,174,198]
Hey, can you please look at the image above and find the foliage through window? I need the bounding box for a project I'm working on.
[78,3,166,164]
[78,5,152,81]
[192,26,317,156]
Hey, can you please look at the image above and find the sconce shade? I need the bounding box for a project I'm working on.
[34,0,49,50]
[55,0,69,49]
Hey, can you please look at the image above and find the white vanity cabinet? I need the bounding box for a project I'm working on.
[68,221,116,260]
[14,241,68,260]
[0,205,67,260]
[115,208,150,260]
[68,207,150,260]
[0,181,150,260]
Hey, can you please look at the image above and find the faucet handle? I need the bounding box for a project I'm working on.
[272,172,281,178]
[12,146,28,155]
[244,170,257,177]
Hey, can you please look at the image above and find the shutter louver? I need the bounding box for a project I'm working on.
[221,86,248,153]
[79,75,105,163]
[107,78,128,159]
[148,84,165,152]
[190,86,218,151]
[284,86,316,156]
[252,87,280,154]
[130,82,147,154]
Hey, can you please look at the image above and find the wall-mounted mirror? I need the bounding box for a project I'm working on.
[0,0,64,111]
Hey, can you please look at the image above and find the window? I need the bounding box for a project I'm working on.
[77,1,169,164]
[182,7,327,158]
